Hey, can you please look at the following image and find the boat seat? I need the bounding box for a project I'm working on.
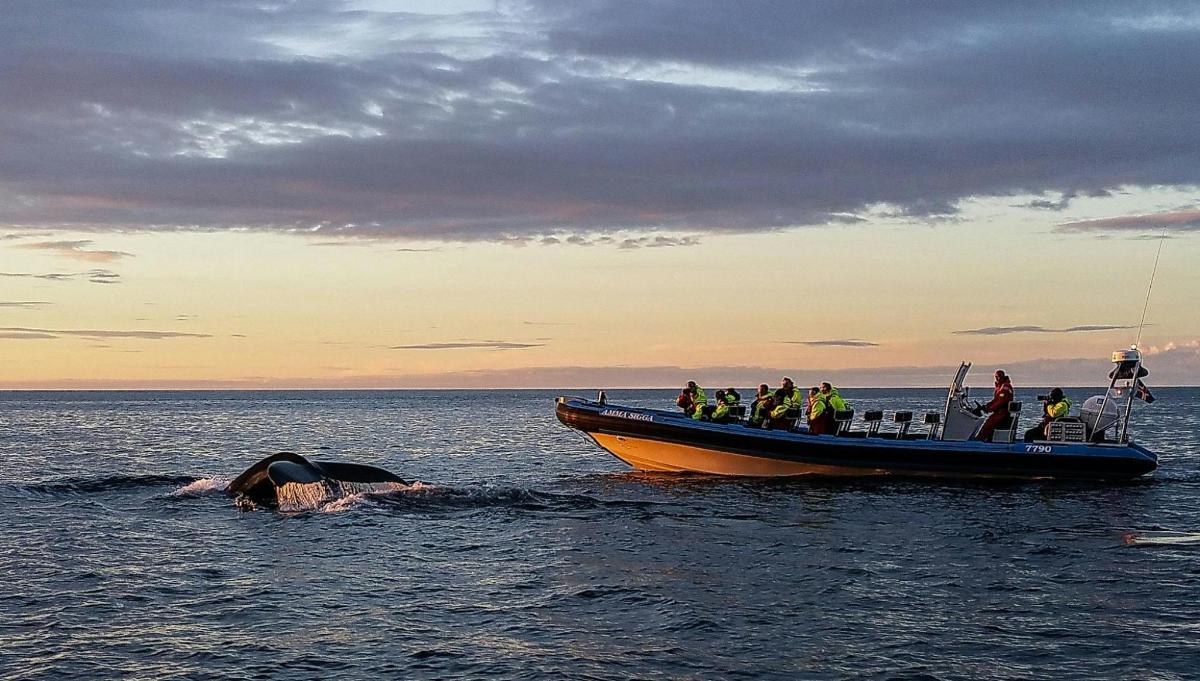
[862,410,884,437]
[923,412,941,440]
[834,409,855,436]
[893,411,913,439]
[992,401,1022,444]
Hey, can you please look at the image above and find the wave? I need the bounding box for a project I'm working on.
[16,473,197,495]
[12,471,667,519]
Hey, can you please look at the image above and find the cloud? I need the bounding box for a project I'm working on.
[0,269,121,284]
[0,331,57,339]
[954,324,1135,336]
[0,326,211,340]
[306,240,438,251]
[10,346,1197,389]
[786,339,879,347]
[13,240,133,262]
[390,340,544,350]
[0,301,50,308]
[0,2,1197,242]
[616,235,702,250]
[1057,209,1200,234]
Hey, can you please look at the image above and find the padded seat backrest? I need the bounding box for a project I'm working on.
[863,410,883,436]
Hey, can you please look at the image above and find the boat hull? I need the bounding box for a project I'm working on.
[557,398,1158,480]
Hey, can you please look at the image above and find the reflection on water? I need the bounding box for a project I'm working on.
[0,388,1197,679]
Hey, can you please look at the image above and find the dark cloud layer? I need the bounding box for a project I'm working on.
[1058,209,1200,233]
[0,270,121,284]
[0,326,211,340]
[15,239,133,262]
[955,324,1135,336]
[1,1,1198,241]
[391,340,544,350]
[787,339,879,347]
[10,345,1197,388]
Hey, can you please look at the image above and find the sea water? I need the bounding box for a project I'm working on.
[1,388,1199,679]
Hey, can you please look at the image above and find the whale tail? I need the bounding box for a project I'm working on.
[228,452,408,509]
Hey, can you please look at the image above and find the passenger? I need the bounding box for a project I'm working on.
[723,388,741,406]
[711,390,732,424]
[780,376,804,414]
[676,380,708,420]
[676,385,694,415]
[974,370,1015,442]
[1025,388,1072,442]
[807,386,829,435]
[819,382,849,433]
[768,388,794,430]
[748,384,772,428]
[821,382,849,412]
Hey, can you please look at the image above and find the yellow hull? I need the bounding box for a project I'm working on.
[590,433,888,477]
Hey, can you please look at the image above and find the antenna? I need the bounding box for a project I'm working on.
[1134,226,1168,348]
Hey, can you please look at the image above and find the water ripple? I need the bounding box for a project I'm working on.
[0,388,1197,679]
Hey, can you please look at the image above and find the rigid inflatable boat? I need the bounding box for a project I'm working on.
[555,349,1159,480]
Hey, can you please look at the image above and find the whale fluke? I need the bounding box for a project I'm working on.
[228,452,408,509]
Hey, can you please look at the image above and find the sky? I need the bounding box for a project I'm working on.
[1,0,1198,388]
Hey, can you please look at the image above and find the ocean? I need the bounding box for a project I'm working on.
[1,388,1198,679]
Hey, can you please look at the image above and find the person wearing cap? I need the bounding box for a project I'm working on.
[1025,388,1072,442]
[974,370,1015,442]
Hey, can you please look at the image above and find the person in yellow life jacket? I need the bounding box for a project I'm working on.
[711,390,733,424]
[748,384,772,427]
[807,386,829,435]
[689,381,707,420]
[676,380,707,419]
[722,388,741,406]
[767,388,795,429]
[820,383,849,434]
[780,377,803,413]
[1024,387,1072,442]
[821,382,849,412]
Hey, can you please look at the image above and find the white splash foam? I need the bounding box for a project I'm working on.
[320,492,370,513]
[168,477,231,497]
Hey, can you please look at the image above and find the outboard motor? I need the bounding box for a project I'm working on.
[1081,395,1120,441]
